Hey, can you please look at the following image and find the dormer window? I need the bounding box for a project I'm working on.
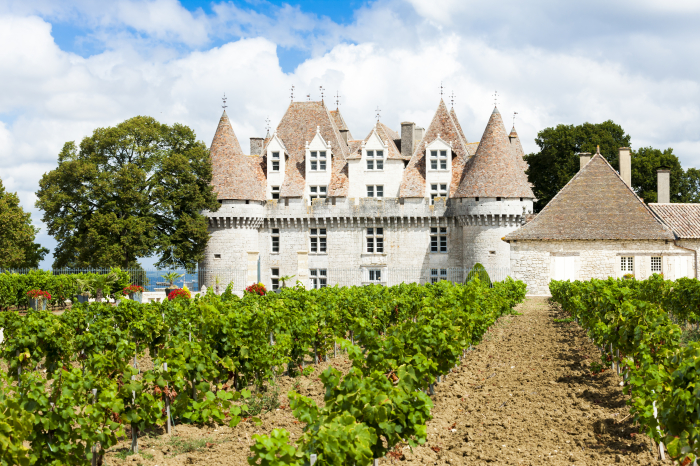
[430,184,448,204]
[272,152,280,171]
[309,186,327,204]
[310,151,327,171]
[367,150,384,170]
[430,150,447,170]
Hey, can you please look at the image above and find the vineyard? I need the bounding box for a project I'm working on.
[550,275,700,465]
[0,278,526,466]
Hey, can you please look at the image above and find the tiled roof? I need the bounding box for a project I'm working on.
[347,122,407,160]
[505,153,675,241]
[400,100,471,197]
[508,126,529,172]
[275,101,349,197]
[649,203,700,239]
[450,107,468,146]
[454,107,534,198]
[210,110,265,201]
[465,142,479,156]
[330,108,353,140]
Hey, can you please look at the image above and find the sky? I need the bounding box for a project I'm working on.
[1,0,699,269]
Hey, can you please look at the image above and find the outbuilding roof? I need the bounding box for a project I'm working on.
[209,110,266,201]
[649,203,700,239]
[347,122,406,160]
[399,99,471,197]
[505,153,675,241]
[454,107,534,199]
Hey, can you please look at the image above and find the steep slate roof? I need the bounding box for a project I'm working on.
[210,110,265,201]
[400,100,472,197]
[454,107,534,198]
[274,101,349,197]
[465,142,479,156]
[450,107,468,146]
[505,153,675,241]
[347,122,406,160]
[330,109,353,140]
[649,203,700,239]
[509,126,529,171]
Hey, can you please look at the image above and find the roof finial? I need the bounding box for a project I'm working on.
[307,93,311,101]
[493,90,499,107]
[265,117,271,136]
[513,111,518,126]
[596,145,601,155]
[319,85,325,101]
[335,91,341,109]
[222,93,227,109]
[450,91,455,108]
[290,85,295,101]
[375,106,381,123]
[440,82,444,98]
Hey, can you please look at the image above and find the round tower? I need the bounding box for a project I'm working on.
[453,107,535,275]
[200,110,266,290]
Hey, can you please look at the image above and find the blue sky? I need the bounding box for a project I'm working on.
[0,0,699,268]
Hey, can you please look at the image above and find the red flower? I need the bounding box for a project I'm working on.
[27,289,51,300]
[167,288,191,300]
[245,283,267,296]
[123,284,145,294]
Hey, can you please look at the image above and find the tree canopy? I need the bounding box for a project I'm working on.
[525,121,700,210]
[0,178,48,269]
[36,116,219,269]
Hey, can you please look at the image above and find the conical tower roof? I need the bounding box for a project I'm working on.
[399,99,471,197]
[210,110,265,201]
[454,107,534,198]
[509,125,529,171]
[505,153,674,241]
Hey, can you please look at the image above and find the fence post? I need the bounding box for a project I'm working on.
[91,389,98,466]
[164,362,172,434]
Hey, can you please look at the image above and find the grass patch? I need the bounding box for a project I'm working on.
[246,383,281,416]
[681,326,700,346]
[114,449,154,460]
[553,317,575,323]
[168,436,227,455]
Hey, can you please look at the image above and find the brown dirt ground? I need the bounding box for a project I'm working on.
[104,297,670,466]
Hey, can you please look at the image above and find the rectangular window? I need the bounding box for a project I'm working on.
[651,256,662,273]
[430,227,448,253]
[309,186,327,204]
[368,269,382,283]
[440,150,447,170]
[309,151,327,171]
[367,185,384,198]
[271,228,280,253]
[366,227,384,253]
[430,268,447,283]
[271,186,280,200]
[310,269,327,289]
[621,256,634,272]
[271,268,279,290]
[366,150,384,170]
[310,228,327,254]
[430,184,448,204]
[272,152,280,171]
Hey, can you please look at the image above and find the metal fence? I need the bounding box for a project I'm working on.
[2,265,511,293]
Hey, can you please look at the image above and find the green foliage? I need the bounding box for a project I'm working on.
[0,178,48,269]
[160,271,185,287]
[35,117,220,269]
[524,120,631,211]
[466,263,491,286]
[550,277,700,464]
[0,370,34,466]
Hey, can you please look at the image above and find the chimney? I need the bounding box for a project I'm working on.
[250,137,264,155]
[339,129,349,145]
[414,126,425,144]
[619,147,631,187]
[657,168,671,203]
[579,152,592,170]
[401,122,415,158]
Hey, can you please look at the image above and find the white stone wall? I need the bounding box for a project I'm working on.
[463,224,514,271]
[509,239,694,295]
[676,239,700,279]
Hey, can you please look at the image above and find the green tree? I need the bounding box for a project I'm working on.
[36,116,219,269]
[524,121,631,211]
[630,147,691,203]
[0,178,48,269]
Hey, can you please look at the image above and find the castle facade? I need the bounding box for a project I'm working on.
[200,99,534,291]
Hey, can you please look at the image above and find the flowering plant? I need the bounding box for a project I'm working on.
[245,282,266,296]
[123,284,145,295]
[167,288,191,300]
[27,289,52,300]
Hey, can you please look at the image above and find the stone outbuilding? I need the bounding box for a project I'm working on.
[504,149,694,295]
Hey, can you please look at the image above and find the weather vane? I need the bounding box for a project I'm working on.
[307,93,311,101]
[222,93,227,109]
[439,82,444,98]
[319,86,325,101]
[375,106,381,123]
[450,91,455,108]
[493,90,499,107]
[335,91,341,109]
[265,117,271,134]
[290,85,295,101]
[513,111,518,126]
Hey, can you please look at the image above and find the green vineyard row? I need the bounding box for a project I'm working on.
[0,278,526,466]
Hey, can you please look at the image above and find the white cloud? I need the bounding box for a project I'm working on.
[0,0,699,267]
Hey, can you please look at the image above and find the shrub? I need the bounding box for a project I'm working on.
[466,263,491,287]
[167,288,191,300]
[122,284,145,295]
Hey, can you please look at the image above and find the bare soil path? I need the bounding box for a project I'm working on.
[106,297,668,466]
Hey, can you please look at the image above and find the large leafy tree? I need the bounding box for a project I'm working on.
[0,178,48,269]
[524,120,631,211]
[630,147,695,203]
[36,116,219,269]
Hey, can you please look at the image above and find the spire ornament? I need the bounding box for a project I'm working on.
[375,106,381,123]
[222,93,227,109]
[513,111,518,126]
[335,91,341,109]
[493,90,499,107]
[319,86,325,101]
[440,82,444,98]
[290,85,295,101]
[450,91,455,108]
